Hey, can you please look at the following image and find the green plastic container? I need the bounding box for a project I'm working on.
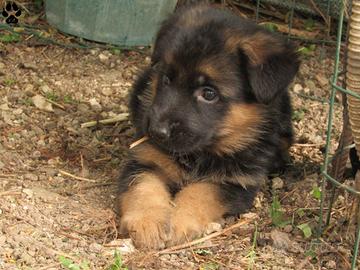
[45,0,177,46]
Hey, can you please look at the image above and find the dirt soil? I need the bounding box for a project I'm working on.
[0,20,358,270]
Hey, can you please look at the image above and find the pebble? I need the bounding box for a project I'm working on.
[205,222,222,234]
[270,229,291,250]
[89,98,102,111]
[24,84,34,95]
[283,225,293,233]
[325,260,336,269]
[99,53,110,64]
[315,73,328,87]
[101,87,113,96]
[0,103,9,111]
[293,83,303,93]
[272,177,284,190]
[32,95,53,112]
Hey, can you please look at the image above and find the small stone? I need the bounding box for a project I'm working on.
[315,74,328,87]
[90,49,99,55]
[20,62,37,71]
[205,222,222,234]
[22,188,34,198]
[305,79,316,90]
[13,108,23,115]
[110,62,116,68]
[272,177,284,190]
[0,103,9,111]
[24,85,35,97]
[77,103,90,113]
[293,84,303,93]
[325,260,336,269]
[99,53,109,64]
[89,98,102,111]
[101,87,113,96]
[32,95,53,112]
[104,239,135,255]
[0,161,4,169]
[283,225,293,233]
[0,62,5,69]
[270,229,292,250]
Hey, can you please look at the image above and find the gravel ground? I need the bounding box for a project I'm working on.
[0,36,357,270]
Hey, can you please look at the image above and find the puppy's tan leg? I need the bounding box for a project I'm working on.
[168,182,227,246]
[119,172,172,249]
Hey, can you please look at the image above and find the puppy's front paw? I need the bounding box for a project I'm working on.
[120,207,170,250]
[167,212,205,246]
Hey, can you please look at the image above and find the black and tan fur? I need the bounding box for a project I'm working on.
[117,4,300,249]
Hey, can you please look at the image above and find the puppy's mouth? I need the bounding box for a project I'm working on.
[148,132,203,154]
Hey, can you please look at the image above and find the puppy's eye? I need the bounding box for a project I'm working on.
[162,75,170,85]
[196,87,219,103]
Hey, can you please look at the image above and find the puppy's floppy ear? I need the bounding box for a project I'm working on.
[230,30,300,104]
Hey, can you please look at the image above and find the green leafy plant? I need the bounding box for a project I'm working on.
[304,18,315,31]
[63,94,77,104]
[3,78,16,86]
[297,44,316,56]
[0,33,21,43]
[297,223,312,238]
[45,91,59,102]
[58,256,89,270]
[270,195,290,227]
[311,185,322,200]
[246,223,258,270]
[107,251,128,270]
[262,23,278,32]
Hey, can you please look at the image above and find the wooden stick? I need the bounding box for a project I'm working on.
[129,136,149,149]
[81,113,129,128]
[46,98,66,110]
[157,217,254,255]
[58,170,98,183]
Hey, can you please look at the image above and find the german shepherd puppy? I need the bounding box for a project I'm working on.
[117,4,300,249]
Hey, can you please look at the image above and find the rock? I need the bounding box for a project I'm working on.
[101,87,113,96]
[32,95,53,112]
[305,80,316,91]
[270,229,292,250]
[22,189,34,198]
[77,103,90,113]
[20,62,37,71]
[0,103,9,111]
[283,225,293,233]
[24,84,35,96]
[99,53,110,64]
[0,62,5,69]
[205,222,222,234]
[103,239,136,256]
[315,74,328,87]
[13,108,23,115]
[89,98,102,111]
[293,84,303,93]
[0,161,4,169]
[325,260,336,269]
[272,177,284,190]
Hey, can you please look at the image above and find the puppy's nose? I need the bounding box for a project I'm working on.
[149,122,171,141]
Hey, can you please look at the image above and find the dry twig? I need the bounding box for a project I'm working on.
[81,113,129,128]
[157,217,255,255]
[58,169,98,183]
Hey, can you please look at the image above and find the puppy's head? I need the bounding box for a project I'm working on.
[144,5,299,155]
